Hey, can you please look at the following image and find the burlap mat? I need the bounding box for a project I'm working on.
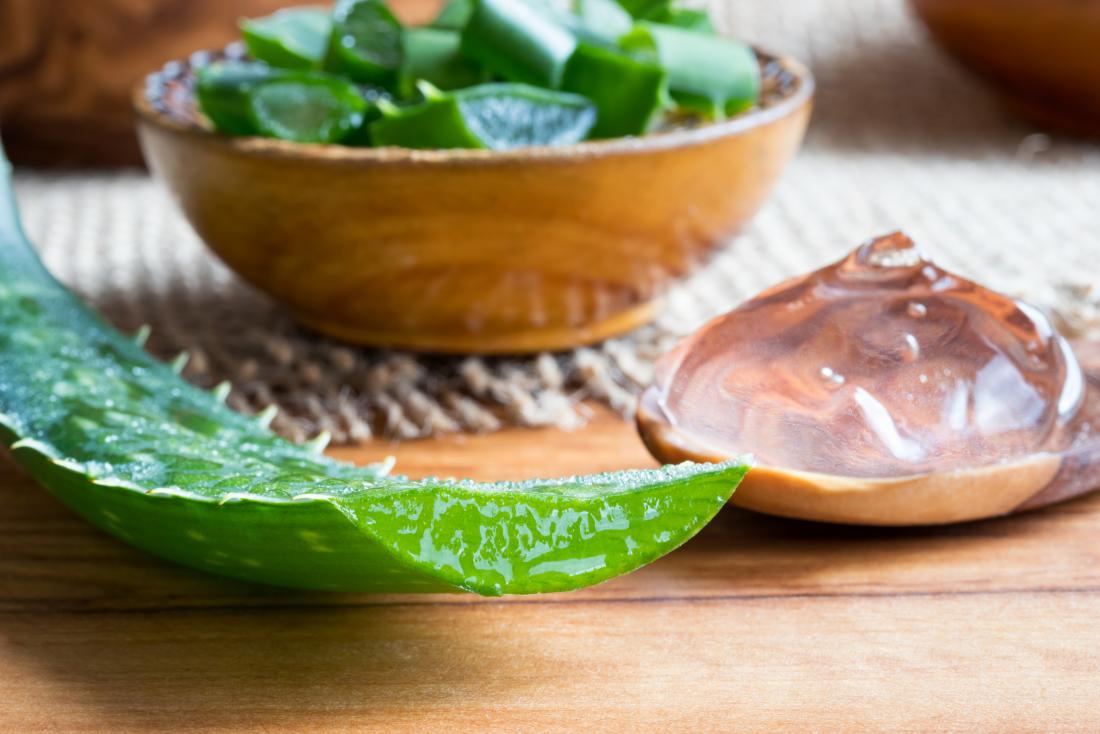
[13,0,1100,443]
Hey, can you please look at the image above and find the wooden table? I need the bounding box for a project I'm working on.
[1,408,1098,731]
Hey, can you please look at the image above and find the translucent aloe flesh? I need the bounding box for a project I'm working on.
[0,153,746,595]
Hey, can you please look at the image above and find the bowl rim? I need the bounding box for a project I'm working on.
[133,49,814,166]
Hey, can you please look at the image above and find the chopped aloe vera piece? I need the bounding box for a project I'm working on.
[372,82,593,150]
[399,28,484,96]
[370,93,484,149]
[570,0,633,46]
[324,0,403,85]
[621,21,759,117]
[431,0,474,30]
[240,7,332,69]
[562,43,666,137]
[0,148,746,595]
[460,0,577,88]
[456,82,596,148]
[248,75,367,143]
[614,0,668,20]
[654,7,716,33]
[196,62,287,135]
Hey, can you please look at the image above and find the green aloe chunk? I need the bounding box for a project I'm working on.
[570,0,633,46]
[457,83,596,148]
[431,0,474,30]
[369,92,484,149]
[372,82,596,150]
[248,75,368,143]
[621,21,759,118]
[196,62,287,135]
[0,148,744,595]
[399,28,484,96]
[562,43,666,137]
[460,0,577,88]
[324,0,403,86]
[241,7,333,69]
[653,7,716,34]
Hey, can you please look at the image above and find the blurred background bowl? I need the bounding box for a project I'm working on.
[0,0,434,166]
[909,0,1100,135]
[135,52,812,354]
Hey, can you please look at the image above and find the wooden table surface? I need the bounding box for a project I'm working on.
[1,407,1098,732]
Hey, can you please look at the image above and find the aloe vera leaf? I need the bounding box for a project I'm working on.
[241,7,333,70]
[324,0,404,86]
[431,0,475,30]
[196,62,287,135]
[460,0,577,88]
[562,43,666,137]
[248,76,367,144]
[570,0,633,46]
[0,150,746,595]
[620,21,759,118]
[399,28,485,97]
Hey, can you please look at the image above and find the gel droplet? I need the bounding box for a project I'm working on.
[652,233,1085,477]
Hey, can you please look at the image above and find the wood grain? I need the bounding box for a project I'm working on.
[0,0,440,166]
[1,407,1100,731]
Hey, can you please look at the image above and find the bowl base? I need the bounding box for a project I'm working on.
[294,301,659,355]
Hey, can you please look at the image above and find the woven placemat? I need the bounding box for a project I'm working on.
[13,0,1100,443]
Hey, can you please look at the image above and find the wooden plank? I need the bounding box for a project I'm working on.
[1,408,1098,731]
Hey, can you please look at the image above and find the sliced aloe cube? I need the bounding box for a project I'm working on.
[0,149,747,595]
[460,0,577,88]
[249,76,367,144]
[196,62,287,135]
[399,28,484,96]
[371,82,596,150]
[240,7,333,70]
[431,0,474,30]
[324,0,403,86]
[570,0,633,46]
[456,83,596,148]
[621,21,759,117]
[562,43,666,137]
[369,94,485,149]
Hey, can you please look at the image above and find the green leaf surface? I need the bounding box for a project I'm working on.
[431,0,475,30]
[621,21,759,118]
[460,0,577,88]
[324,0,404,85]
[249,76,367,143]
[399,28,485,96]
[241,7,333,69]
[562,43,666,137]
[0,149,745,594]
[196,62,287,135]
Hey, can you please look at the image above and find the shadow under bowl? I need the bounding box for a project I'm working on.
[135,51,813,354]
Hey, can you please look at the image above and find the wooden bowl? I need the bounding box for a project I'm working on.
[135,53,812,354]
[909,0,1100,135]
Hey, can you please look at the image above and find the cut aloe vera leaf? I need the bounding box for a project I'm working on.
[562,43,666,137]
[653,7,715,34]
[196,61,287,135]
[460,0,577,88]
[372,82,596,150]
[399,28,484,96]
[621,21,759,117]
[248,75,367,144]
[570,0,633,46]
[369,94,484,149]
[325,0,403,86]
[241,7,333,70]
[431,0,474,30]
[456,82,596,148]
[0,149,745,595]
